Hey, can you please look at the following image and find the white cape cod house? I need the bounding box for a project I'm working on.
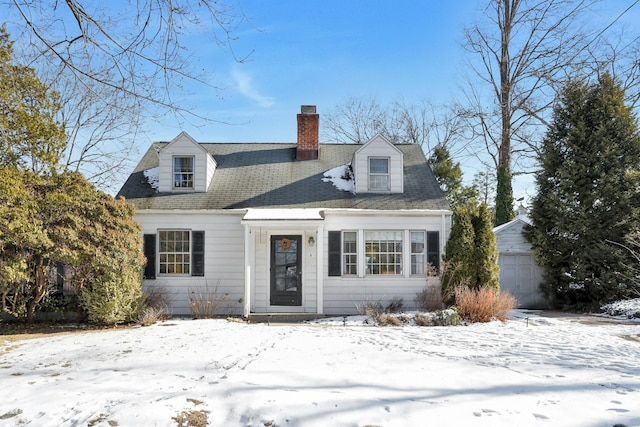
[117,106,451,317]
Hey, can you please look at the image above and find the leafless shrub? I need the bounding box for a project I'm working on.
[455,286,517,323]
[414,286,443,311]
[385,297,404,313]
[440,261,472,306]
[137,307,165,326]
[189,280,231,319]
[172,409,209,427]
[356,299,384,318]
[376,313,402,326]
[140,285,172,324]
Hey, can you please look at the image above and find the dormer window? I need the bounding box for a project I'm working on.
[174,156,194,189]
[369,157,390,191]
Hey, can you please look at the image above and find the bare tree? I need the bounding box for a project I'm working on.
[582,26,640,108]
[322,97,389,144]
[56,73,142,193]
[461,0,596,225]
[472,170,496,206]
[4,1,249,191]
[323,97,465,157]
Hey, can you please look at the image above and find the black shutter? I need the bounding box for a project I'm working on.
[143,234,156,279]
[56,262,65,287]
[192,231,205,277]
[427,231,440,271]
[328,231,342,277]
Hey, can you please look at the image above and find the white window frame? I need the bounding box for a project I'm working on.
[173,156,195,189]
[342,231,358,276]
[365,230,403,275]
[158,230,191,275]
[368,157,390,191]
[410,231,426,276]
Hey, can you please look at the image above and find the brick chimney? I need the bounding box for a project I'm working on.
[296,105,319,160]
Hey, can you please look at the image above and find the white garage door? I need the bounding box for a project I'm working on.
[499,253,546,308]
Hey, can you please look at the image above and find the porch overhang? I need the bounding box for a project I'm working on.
[241,208,325,318]
[241,208,325,227]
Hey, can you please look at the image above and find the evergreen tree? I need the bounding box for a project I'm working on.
[494,165,515,226]
[0,26,66,174]
[442,202,502,306]
[429,145,480,208]
[429,145,463,197]
[0,168,146,323]
[441,204,476,304]
[526,74,640,309]
[472,203,500,293]
[0,29,145,323]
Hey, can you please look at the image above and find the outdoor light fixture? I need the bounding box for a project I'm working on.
[308,236,315,247]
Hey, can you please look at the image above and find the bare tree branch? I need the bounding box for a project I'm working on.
[3,1,250,192]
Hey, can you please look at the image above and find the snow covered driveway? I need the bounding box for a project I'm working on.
[1,311,639,426]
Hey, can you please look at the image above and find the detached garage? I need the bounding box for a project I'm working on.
[493,208,547,308]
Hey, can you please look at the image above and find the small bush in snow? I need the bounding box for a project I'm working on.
[141,285,171,323]
[137,307,165,326]
[189,280,231,319]
[356,300,384,318]
[455,286,517,323]
[414,309,461,326]
[376,313,403,326]
[601,298,640,319]
[414,286,443,311]
[385,297,404,313]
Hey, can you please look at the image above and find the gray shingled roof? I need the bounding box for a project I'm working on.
[116,142,449,211]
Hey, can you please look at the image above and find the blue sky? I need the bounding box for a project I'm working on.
[6,0,629,198]
[151,1,480,142]
[143,0,639,201]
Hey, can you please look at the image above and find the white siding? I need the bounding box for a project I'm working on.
[250,228,318,313]
[494,218,547,308]
[353,135,404,194]
[321,211,450,315]
[138,208,451,316]
[158,133,215,193]
[495,219,533,253]
[499,254,546,308]
[138,211,245,316]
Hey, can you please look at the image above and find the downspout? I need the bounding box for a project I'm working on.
[243,224,251,318]
[441,213,447,265]
[316,225,324,314]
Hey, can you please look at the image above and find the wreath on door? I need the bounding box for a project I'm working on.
[280,238,292,250]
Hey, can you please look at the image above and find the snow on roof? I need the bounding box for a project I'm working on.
[143,167,160,190]
[321,163,354,194]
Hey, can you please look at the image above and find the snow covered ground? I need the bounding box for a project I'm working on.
[1,310,639,427]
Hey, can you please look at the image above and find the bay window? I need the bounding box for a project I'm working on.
[365,231,403,275]
[328,229,440,278]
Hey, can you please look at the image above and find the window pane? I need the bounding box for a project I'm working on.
[369,158,390,191]
[342,231,357,276]
[411,231,426,275]
[365,231,402,275]
[369,158,388,173]
[159,230,191,275]
[174,157,194,188]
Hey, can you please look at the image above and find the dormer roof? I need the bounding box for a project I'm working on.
[117,141,448,211]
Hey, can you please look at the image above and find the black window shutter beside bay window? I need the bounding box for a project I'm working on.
[143,234,156,279]
[191,231,205,276]
[427,231,440,271]
[328,231,342,276]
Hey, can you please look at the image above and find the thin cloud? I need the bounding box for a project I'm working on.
[232,69,275,107]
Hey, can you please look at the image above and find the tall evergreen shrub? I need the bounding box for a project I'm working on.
[526,74,640,309]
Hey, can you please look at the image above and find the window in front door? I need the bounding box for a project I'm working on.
[270,235,302,306]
